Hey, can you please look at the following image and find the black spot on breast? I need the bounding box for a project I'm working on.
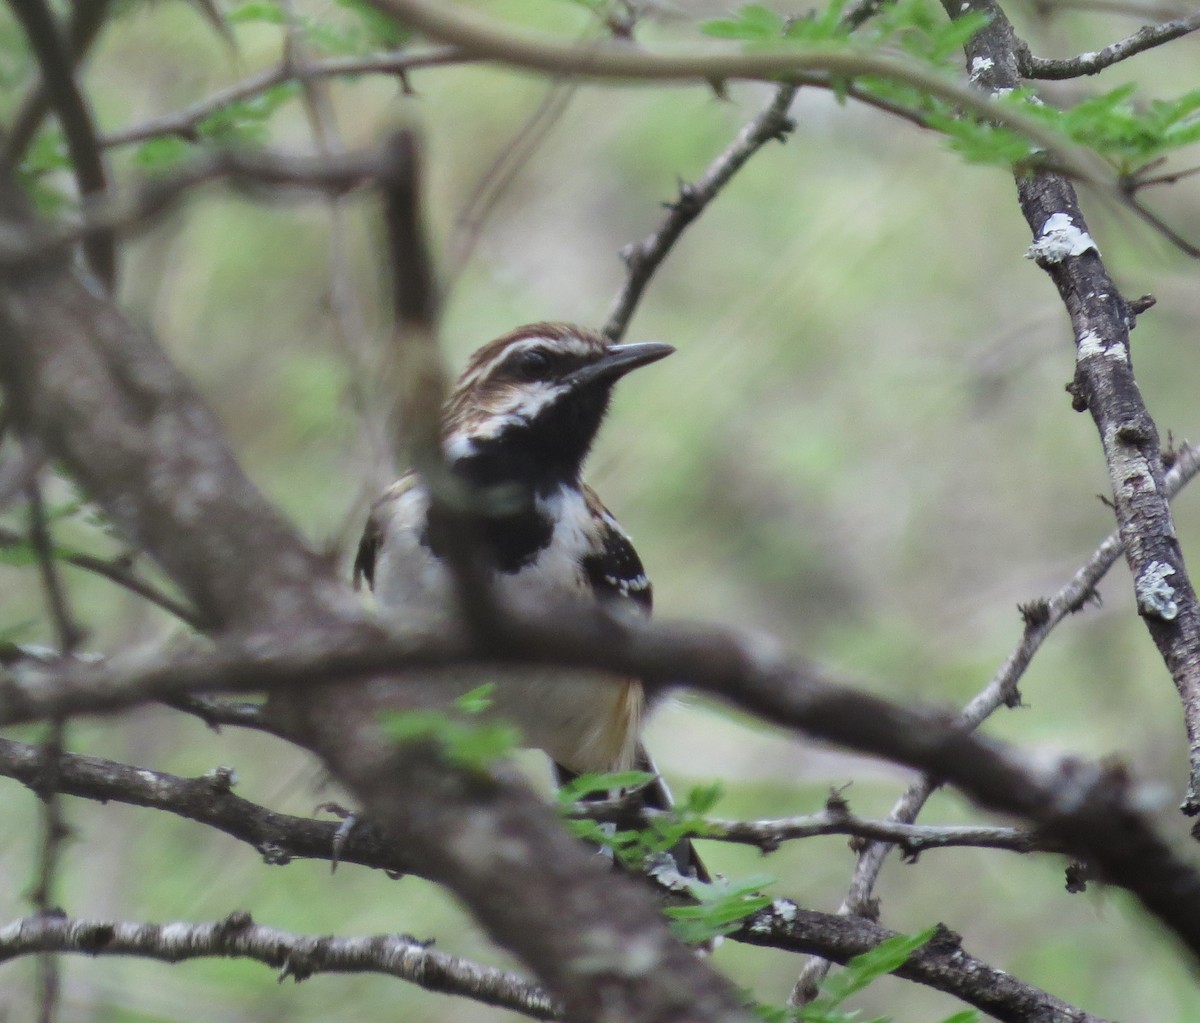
[424,503,554,574]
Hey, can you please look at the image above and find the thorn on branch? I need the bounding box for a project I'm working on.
[824,783,852,815]
[217,909,255,937]
[1064,860,1090,893]
[663,181,701,218]
[1018,598,1050,630]
[927,922,963,954]
[1097,493,1115,510]
[1129,293,1156,318]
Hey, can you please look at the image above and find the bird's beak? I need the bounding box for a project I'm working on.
[566,341,676,388]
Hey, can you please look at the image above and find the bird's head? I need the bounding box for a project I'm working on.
[442,323,674,490]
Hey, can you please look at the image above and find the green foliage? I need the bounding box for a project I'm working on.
[700,0,1200,179]
[132,136,193,173]
[333,0,412,50]
[378,683,521,772]
[16,130,72,214]
[666,874,774,943]
[702,1,851,45]
[195,82,301,145]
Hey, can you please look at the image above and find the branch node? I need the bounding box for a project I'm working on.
[203,765,239,793]
[1017,598,1050,630]
[1064,379,1089,412]
[217,909,254,937]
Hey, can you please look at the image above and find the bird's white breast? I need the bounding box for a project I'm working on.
[368,481,642,773]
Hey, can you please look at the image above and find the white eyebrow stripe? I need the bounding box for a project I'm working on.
[459,334,595,390]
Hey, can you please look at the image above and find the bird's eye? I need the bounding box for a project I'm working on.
[511,349,552,380]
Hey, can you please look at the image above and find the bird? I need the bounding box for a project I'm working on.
[353,321,705,880]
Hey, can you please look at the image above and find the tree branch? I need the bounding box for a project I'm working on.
[1017,12,1200,78]
[573,792,1051,856]
[0,736,1101,1022]
[737,908,1113,1023]
[948,0,1200,814]
[602,84,797,342]
[0,912,559,1020]
[7,0,114,289]
[99,47,467,151]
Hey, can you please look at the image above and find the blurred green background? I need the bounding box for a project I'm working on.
[3,0,1200,1020]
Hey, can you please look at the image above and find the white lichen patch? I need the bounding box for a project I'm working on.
[772,899,798,922]
[1136,561,1179,621]
[969,56,994,81]
[1025,213,1099,263]
[1076,330,1128,365]
[1103,424,1157,504]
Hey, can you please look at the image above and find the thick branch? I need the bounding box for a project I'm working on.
[0,913,558,1020]
[950,0,1200,814]
[6,608,1200,962]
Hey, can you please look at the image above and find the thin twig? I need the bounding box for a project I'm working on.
[0,524,206,628]
[0,737,1102,1021]
[569,796,1052,855]
[24,483,85,655]
[446,77,577,284]
[602,83,798,342]
[0,145,396,268]
[790,442,1200,1003]
[99,48,467,150]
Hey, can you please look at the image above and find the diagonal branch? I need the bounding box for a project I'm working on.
[947,0,1200,814]
[602,85,797,343]
[7,0,114,289]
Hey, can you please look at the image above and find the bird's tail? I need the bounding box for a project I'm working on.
[555,744,707,884]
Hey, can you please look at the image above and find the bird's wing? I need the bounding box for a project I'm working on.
[353,472,421,591]
[579,483,653,617]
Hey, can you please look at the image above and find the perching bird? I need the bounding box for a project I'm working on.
[354,321,704,879]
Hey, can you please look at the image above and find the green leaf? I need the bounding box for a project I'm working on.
[378,702,521,772]
[454,683,496,715]
[196,82,299,144]
[683,781,724,815]
[936,1012,981,1023]
[133,136,193,172]
[226,0,285,25]
[556,770,655,804]
[701,4,784,42]
[665,874,774,943]
[334,0,412,49]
